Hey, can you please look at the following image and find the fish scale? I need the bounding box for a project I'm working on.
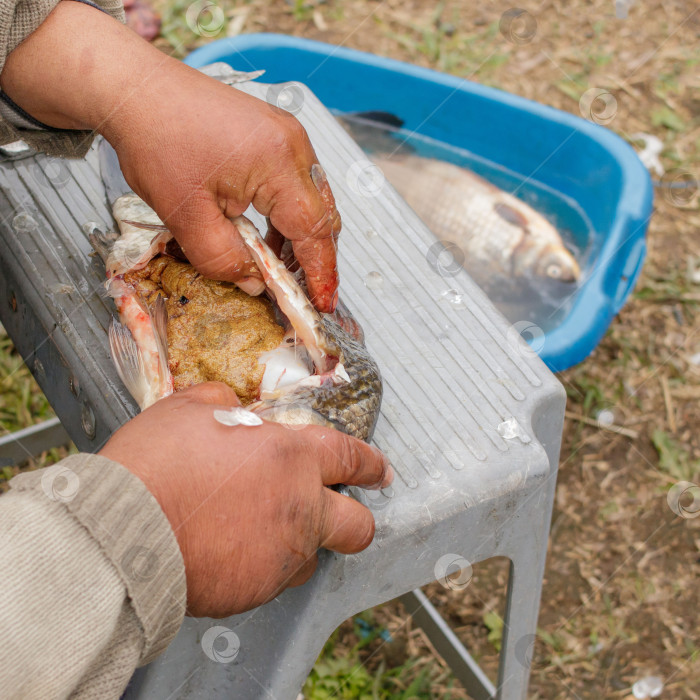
[374,155,569,284]
[259,316,382,440]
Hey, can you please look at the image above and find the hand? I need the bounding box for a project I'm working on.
[104,65,341,310]
[99,383,393,618]
[0,1,341,311]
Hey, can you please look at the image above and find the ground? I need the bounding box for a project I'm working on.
[1,0,699,698]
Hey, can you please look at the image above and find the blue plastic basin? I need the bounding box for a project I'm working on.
[185,34,653,372]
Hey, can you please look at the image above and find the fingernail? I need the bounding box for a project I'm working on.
[237,277,265,296]
[311,163,328,190]
[381,463,395,488]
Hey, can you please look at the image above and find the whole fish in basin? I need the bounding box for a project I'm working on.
[340,113,581,289]
[92,143,382,441]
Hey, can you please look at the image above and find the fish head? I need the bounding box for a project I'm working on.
[534,245,581,283]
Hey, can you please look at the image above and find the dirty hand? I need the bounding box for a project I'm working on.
[99,383,393,618]
[0,0,341,311]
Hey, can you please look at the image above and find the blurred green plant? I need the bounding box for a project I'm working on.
[483,611,503,652]
[651,429,700,483]
[651,106,685,132]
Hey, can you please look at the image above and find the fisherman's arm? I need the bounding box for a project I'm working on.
[0,453,186,698]
[0,0,340,310]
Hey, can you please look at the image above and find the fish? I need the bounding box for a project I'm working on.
[339,112,581,289]
[90,173,382,441]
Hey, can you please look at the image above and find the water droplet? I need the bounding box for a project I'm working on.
[365,228,378,239]
[33,357,46,382]
[12,212,38,232]
[81,401,96,439]
[632,676,663,699]
[497,417,530,442]
[364,271,383,289]
[440,289,465,309]
[497,418,519,439]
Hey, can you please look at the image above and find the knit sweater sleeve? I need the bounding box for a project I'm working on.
[0,0,125,157]
[0,453,186,699]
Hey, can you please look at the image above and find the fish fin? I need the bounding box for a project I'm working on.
[164,237,189,262]
[494,201,529,229]
[108,316,148,408]
[86,226,120,263]
[149,295,170,390]
[220,69,266,85]
[198,63,266,84]
[107,226,172,274]
[337,112,415,157]
[345,111,405,129]
[120,219,170,233]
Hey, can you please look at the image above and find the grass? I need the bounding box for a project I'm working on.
[651,429,700,483]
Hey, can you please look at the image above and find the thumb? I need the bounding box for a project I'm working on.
[169,199,265,296]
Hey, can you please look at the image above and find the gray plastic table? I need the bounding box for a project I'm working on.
[0,73,565,700]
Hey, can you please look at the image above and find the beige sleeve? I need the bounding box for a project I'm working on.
[0,453,186,699]
[0,0,126,157]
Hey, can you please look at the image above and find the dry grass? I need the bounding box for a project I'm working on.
[2,0,699,697]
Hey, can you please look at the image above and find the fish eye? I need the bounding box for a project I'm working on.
[546,264,562,279]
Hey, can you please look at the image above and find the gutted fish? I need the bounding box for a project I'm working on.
[122,255,285,404]
[90,197,382,441]
[340,113,581,288]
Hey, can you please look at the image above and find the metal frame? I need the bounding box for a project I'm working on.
[0,417,71,466]
[401,589,497,699]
